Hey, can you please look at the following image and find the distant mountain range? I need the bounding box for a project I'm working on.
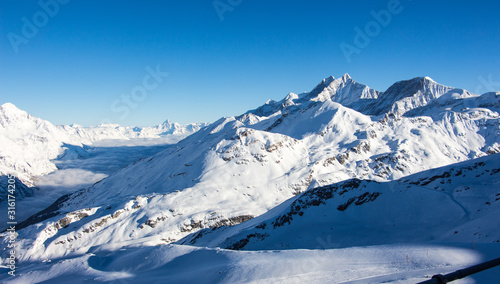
[0,102,208,201]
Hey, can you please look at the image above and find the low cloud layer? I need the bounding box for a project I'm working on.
[36,168,108,188]
[0,141,172,229]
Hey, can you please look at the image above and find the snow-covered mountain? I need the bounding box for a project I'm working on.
[180,153,500,250]
[0,102,208,202]
[3,74,499,270]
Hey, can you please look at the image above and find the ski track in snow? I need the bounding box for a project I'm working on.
[411,182,472,223]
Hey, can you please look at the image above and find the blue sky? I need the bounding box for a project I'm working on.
[1,0,499,126]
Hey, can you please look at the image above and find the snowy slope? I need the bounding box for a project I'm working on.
[3,74,499,267]
[1,242,499,283]
[0,102,208,201]
[0,103,75,184]
[180,154,500,250]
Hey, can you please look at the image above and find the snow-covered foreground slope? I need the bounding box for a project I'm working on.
[1,242,499,283]
[2,75,499,263]
[0,102,208,202]
[181,154,500,250]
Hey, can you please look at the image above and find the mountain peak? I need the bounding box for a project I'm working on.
[1,102,17,108]
[1,102,24,114]
[0,103,31,123]
[341,73,352,81]
[248,74,476,119]
[306,73,379,107]
[423,76,435,83]
[325,75,335,83]
[408,76,438,87]
[159,119,180,131]
[367,76,455,115]
[383,76,440,96]
[308,76,335,97]
[285,92,298,101]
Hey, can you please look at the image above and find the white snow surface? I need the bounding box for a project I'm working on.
[1,242,499,283]
[1,74,499,283]
[180,154,500,250]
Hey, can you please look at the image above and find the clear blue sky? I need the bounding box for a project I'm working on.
[1,0,499,126]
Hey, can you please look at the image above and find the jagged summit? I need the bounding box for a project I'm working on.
[248,74,377,117]
[423,76,436,82]
[341,73,352,80]
[159,119,177,129]
[158,119,209,135]
[245,74,491,122]
[306,75,336,99]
